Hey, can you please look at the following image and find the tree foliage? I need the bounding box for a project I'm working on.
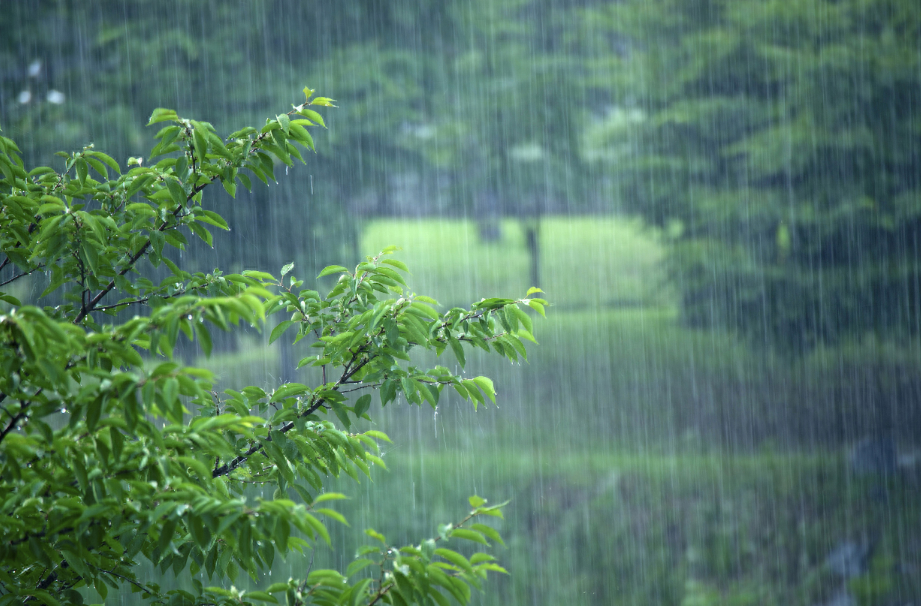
[2,1,591,218]
[582,0,921,349]
[8,0,915,350]
[0,89,546,605]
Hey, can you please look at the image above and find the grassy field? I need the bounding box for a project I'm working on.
[360,216,673,309]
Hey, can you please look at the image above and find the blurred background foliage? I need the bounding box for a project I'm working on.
[2,0,920,604]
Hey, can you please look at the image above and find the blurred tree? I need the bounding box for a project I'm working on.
[0,0,358,279]
[1,1,600,289]
[413,1,592,285]
[581,0,921,349]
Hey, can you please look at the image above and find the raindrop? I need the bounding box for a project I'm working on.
[17,90,31,104]
[46,90,65,104]
[27,59,41,77]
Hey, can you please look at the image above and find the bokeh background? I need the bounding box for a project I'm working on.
[2,2,919,604]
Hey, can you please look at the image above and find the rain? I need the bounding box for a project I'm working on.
[1,1,919,605]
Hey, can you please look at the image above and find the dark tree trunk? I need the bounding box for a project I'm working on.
[524,215,541,288]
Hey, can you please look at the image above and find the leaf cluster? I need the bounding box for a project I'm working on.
[0,89,545,605]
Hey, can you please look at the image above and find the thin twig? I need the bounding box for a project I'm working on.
[0,268,40,287]
[339,382,382,394]
[92,565,161,597]
[73,172,216,324]
[93,282,207,312]
[0,404,29,442]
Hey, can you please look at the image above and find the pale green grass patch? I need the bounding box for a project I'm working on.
[360,216,673,309]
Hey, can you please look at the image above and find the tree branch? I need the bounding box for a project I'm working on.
[339,382,382,394]
[0,222,40,285]
[22,560,69,602]
[0,266,42,287]
[212,355,376,478]
[93,280,209,312]
[0,403,29,443]
[92,565,161,598]
[72,176,215,325]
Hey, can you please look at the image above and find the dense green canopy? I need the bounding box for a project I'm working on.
[582,0,921,347]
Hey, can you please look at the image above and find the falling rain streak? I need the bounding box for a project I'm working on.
[1,1,919,605]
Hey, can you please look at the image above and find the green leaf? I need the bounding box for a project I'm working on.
[452,382,469,400]
[469,553,495,565]
[266,583,291,594]
[148,108,179,125]
[188,221,213,247]
[90,151,120,173]
[244,591,278,603]
[298,108,327,128]
[476,562,509,574]
[276,114,291,134]
[363,430,391,443]
[270,320,295,345]
[166,179,186,206]
[310,97,337,107]
[450,529,488,545]
[192,125,209,160]
[379,379,397,406]
[434,548,473,574]
[330,401,352,429]
[317,265,350,279]
[85,156,108,179]
[527,300,546,317]
[0,292,22,306]
[195,322,213,357]
[346,558,375,577]
[462,380,484,409]
[448,338,465,368]
[221,175,237,198]
[280,262,294,277]
[241,270,276,281]
[470,524,504,546]
[353,394,372,417]
[408,301,439,320]
[85,396,103,432]
[75,158,88,186]
[314,508,349,525]
[270,382,309,402]
[197,210,230,230]
[472,376,496,404]
[313,492,347,504]
[364,528,386,544]
[512,305,533,334]
[379,258,409,273]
